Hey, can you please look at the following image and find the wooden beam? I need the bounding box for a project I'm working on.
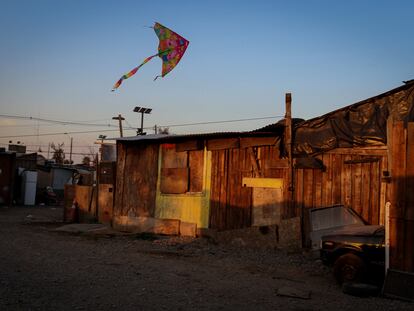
[242,177,283,189]
[285,93,294,218]
[325,147,387,156]
[247,147,263,177]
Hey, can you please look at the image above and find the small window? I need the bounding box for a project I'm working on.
[160,144,204,194]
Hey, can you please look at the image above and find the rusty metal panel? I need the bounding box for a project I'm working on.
[98,184,114,224]
[189,150,203,192]
[162,145,187,168]
[75,185,96,222]
[160,168,188,194]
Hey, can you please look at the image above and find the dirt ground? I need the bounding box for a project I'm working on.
[0,206,412,310]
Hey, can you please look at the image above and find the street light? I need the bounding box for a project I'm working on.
[133,106,152,135]
[98,135,107,144]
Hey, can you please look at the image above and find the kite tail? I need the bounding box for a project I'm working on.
[111,54,158,91]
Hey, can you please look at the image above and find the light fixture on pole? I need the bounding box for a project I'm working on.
[133,106,152,135]
[98,135,107,144]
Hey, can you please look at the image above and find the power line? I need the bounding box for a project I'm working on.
[158,116,283,129]
[0,114,119,128]
[0,128,129,139]
[26,149,97,156]
[0,116,283,139]
[0,142,99,149]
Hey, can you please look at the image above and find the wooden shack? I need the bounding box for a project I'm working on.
[112,132,285,236]
[112,80,414,256]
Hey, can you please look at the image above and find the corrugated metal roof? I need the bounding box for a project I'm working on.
[112,130,281,143]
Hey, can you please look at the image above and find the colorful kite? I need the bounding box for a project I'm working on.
[112,22,190,91]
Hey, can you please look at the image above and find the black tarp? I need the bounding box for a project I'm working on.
[292,80,414,156]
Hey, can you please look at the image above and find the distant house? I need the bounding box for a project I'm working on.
[37,165,73,192]
[110,80,414,271]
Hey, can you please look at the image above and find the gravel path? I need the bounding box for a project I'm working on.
[0,206,412,310]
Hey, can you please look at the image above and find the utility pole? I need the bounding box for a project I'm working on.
[47,142,50,160]
[64,133,73,165]
[69,137,73,165]
[112,114,125,137]
[98,135,107,162]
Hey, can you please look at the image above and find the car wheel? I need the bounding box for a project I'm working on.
[333,253,366,284]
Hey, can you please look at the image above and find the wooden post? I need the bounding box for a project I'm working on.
[405,122,414,271]
[285,93,294,217]
[388,120,406,270]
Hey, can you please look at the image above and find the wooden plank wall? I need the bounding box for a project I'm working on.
[294,151,387,225]
[389,121,414,272]
[114,143,159,218]
[292,150,387,247]
[210,145,287,230]
[259,145,387,225]
[209,143,387,232]
[209,148,253,230]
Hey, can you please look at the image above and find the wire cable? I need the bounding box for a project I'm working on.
[0,115,283,139]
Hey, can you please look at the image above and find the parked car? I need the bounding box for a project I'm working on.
[320,224,385,284]
[309,205,366,249]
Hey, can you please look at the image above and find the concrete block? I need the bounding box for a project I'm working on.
[180,221,197,237]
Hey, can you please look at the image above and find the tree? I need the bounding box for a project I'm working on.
[159,127,170,134]
[51,143,65,164]
[82,156,91,166]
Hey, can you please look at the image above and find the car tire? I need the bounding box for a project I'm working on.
[333,253,366,284]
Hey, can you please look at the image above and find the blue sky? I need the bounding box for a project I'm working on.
[0,0,413,161]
